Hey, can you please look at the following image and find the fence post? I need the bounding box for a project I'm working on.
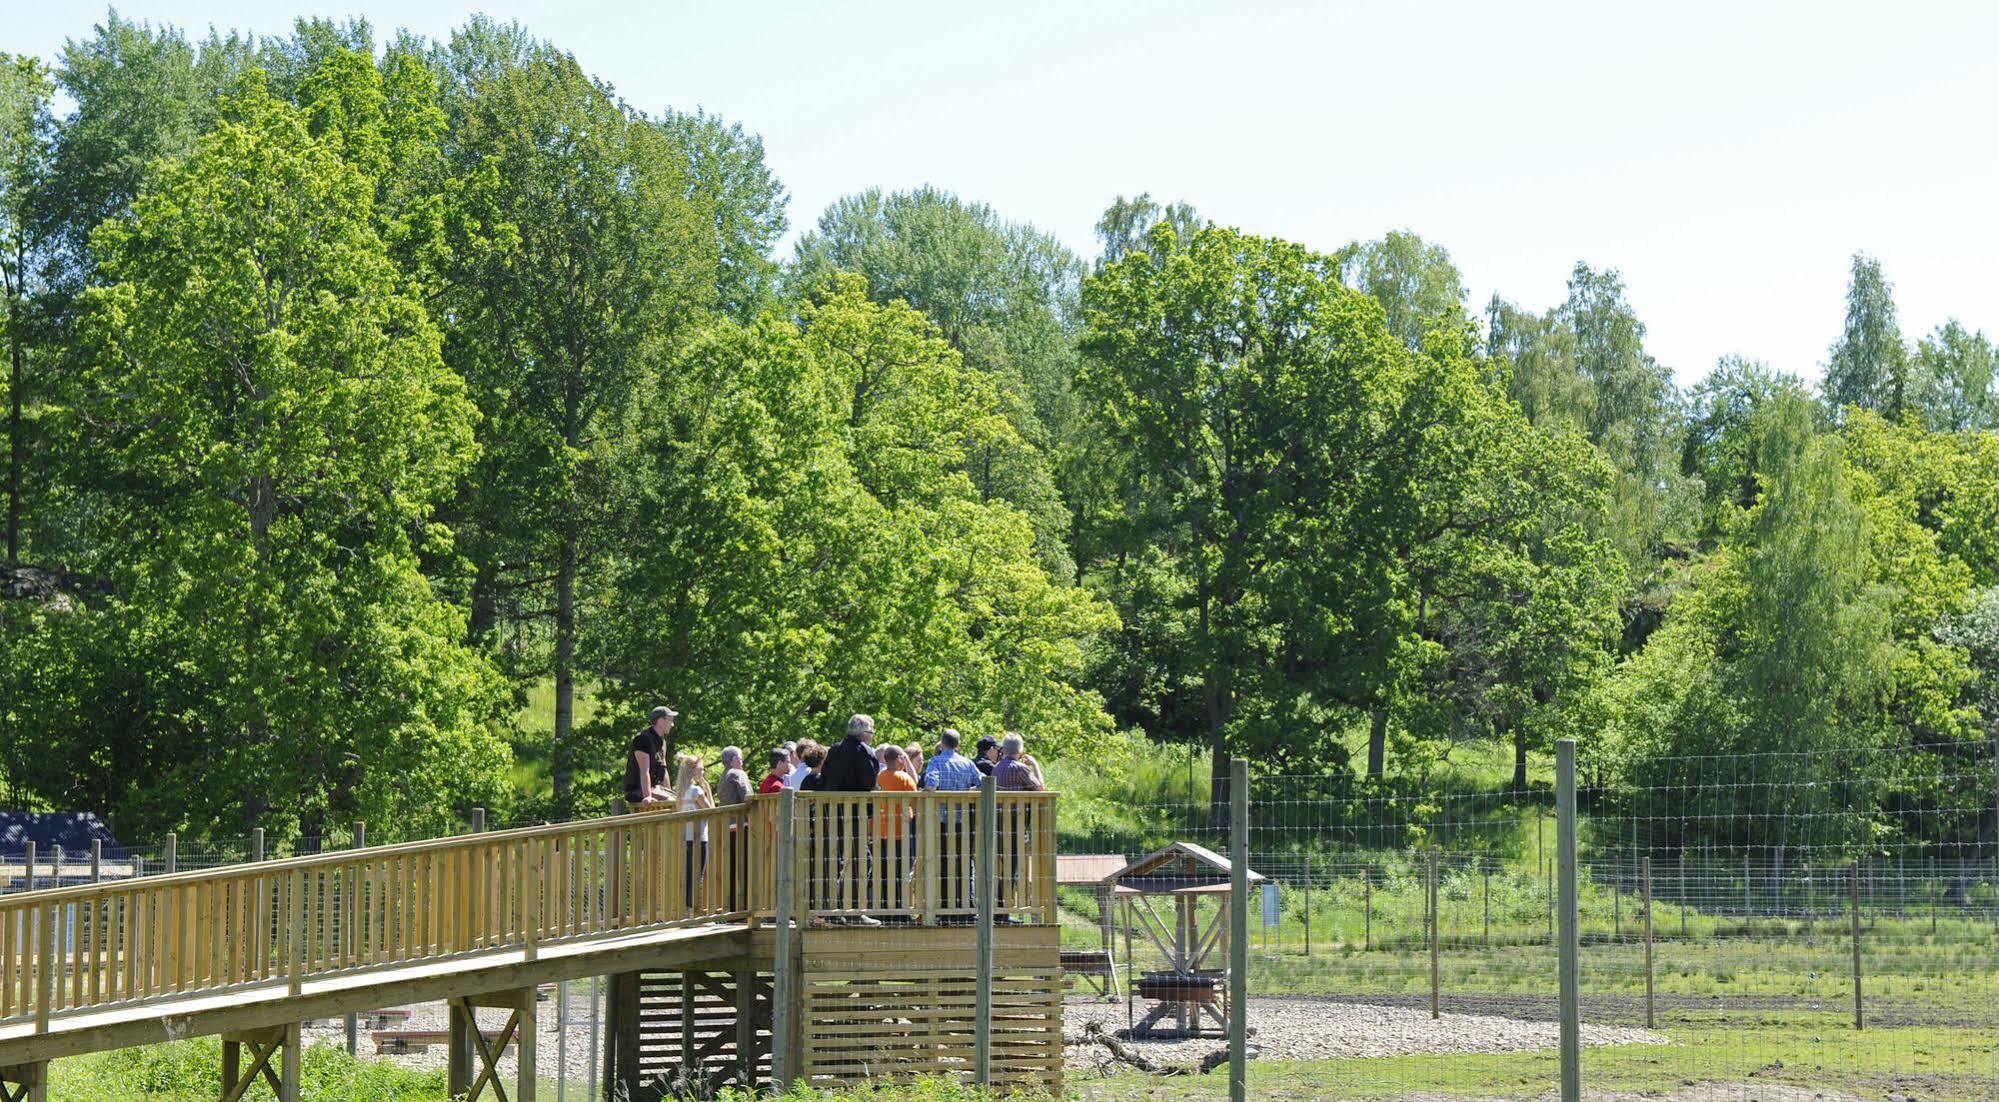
[471,807,486,835]
[249,828,264,864]
[90,839,102,884]
[1229,757,1249,1102]
[35,901,54,1033]
[771,789,797,1093]
[1300,855,1311,958]
[1428,847,1441,1020]
[347,822,366,1057]
[163,833,176,876]
[1556,739,1581,1102]
[1363,866,1372,951]
[1641,855,1654,1029]
[1483,862,1492,949]
[975,775,996,1087]
[1546,856,1554,946]
[22,840,34,892]
[1851,861,1864,1031]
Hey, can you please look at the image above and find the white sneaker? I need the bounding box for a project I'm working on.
[850,914,883,927]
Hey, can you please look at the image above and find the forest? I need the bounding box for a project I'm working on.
[1,14,1995,856]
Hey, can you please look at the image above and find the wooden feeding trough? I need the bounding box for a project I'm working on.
[1100,843,1264,1038]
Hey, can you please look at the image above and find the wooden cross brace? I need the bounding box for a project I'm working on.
[220,1025,299,1102]
[0,1063,47,1102]
[449,990,537,1102]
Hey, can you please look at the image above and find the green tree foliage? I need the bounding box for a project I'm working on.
[437,30,715,802]
[58,73,506,840]
[1824,252,1914,417]
[594,277,1115,758]
[1681,357,1808,515]
[1605,392,1896,855]
[0,53,52,564]
[1336,231,1466,353]
[1912,320,1997,433]
[1078,222,1616,802]
[657,108,787,322]
[789,186,1079,573]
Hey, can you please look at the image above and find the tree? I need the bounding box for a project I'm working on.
[788,187,1080,573]
[70,72,505,839]
[657,108,787,322]
[1824,252,1914,417]
[1912,320,1997,433]
[1681,357,1808,515]
[439,33,715,802]
[1093,193,1202,267]
[595,278,1115,758]
[1078,222,1569,802]
[0,54,51,564]
[1336,231,1466,353]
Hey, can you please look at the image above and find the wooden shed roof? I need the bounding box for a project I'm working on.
[1100,841,1265,895]
[1056,854,1128,886]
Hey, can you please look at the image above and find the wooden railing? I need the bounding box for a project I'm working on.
[0,791,1057,1033]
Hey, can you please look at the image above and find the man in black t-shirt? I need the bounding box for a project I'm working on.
[623,705,678,807]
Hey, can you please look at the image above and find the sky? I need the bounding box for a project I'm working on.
[11,0,1999,385]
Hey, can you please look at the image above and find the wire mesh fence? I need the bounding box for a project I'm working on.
[1059,750,1999,1100]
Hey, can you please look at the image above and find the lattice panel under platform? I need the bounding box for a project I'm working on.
[633,970,772,1097]
[800,968,1064,1092]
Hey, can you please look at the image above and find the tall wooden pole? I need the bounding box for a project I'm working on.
[975,775,997,1086]
[347,822,365,1056]
[770,789,798,1092]
[1556,739,1581,1102]
[1641,855,1654,1029]
[1229,757,1249,1102]
[1851,861,1864,1031]
[1428,847,1441,1019]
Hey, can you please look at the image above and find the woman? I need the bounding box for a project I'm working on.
[901,743,925,782]
[676,753,714,906]
[876,746,919,913]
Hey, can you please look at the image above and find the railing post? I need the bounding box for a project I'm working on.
[1229,757,1249,1102]
[974,776,996,1087]
[289,868,307,997]
[163,833,176,876]
[920,794,942,926]
[1557,739,1581,1102]
[249,828,264,865]
[22,841,34,892]
[347,822,365,1057]
[525,836,542,964]
[771,789,798,1092]
[34,900,55,1032]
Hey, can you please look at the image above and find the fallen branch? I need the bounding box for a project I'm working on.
[1064,1020,1259,1077]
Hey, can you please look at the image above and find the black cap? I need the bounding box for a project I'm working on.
[975,736,998,753]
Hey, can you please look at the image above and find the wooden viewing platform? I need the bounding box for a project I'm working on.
[0,788,1062,1100]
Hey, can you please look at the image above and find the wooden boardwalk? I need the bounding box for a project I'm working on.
[0,790,1062,1101]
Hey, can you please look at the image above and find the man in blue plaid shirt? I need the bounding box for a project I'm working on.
[921,729,982,916]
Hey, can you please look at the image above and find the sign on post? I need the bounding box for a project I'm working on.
[1261,882,1280,928]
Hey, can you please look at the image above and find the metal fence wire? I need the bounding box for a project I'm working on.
[1057,747,1999,1101]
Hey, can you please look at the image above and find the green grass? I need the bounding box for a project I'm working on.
[52,1041,446,1102]
[1068,1018,1999,1101]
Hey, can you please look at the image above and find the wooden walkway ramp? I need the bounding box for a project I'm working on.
[0,790,1064,1101]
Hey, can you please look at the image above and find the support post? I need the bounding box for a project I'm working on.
[1363,866,1372,951]
[347,821,365,1057]
[770,789,798,1092]
[1852,861,1864,1031]
[472,807,487,834]
[975,774,997,1087]
[734,970,756,1087]
[20,841,32,892]
[163,833,177,875]
[557,978,570,1102]
[89,840,101,884]
[1556,739,1581,1102]
[516,985,539,1102]
[1428,847,1441,1020]
[1229,757,1248,1102]
[280,1023,301,1102]
[0,1062,46,1102]
[447,1001,472,1099]
[1641,855,1655,1029]
[249,828,264,865]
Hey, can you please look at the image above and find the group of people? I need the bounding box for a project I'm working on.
[618,707,1047,923]
[622,707,1048,809]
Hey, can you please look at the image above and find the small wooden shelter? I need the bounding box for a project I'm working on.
[1100,842,1264,1037]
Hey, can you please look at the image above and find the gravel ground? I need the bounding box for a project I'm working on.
[304,990,1667,1086]
[1062,994,1668,1070]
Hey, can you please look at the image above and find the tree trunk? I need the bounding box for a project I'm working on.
[1512,727,1529,791]
[6,284,22,564]
[552,536,577,801]
[1366,708,1388,779]
[1206,686,1233,829]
